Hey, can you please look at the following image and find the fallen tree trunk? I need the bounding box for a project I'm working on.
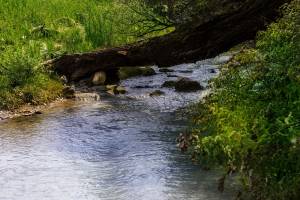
[53,0,291,82]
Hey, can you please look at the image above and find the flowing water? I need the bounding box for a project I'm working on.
[0,56,237,200]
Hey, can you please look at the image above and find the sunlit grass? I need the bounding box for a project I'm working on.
[0,0,135,109]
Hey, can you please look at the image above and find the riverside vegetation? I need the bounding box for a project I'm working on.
[189,1,300,199]
[0,0,145,110]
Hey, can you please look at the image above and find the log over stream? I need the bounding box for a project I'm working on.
[52,0,291,82]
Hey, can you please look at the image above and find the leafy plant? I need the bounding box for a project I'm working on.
[189,1,300,199]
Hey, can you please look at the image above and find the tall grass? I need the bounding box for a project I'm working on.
[0,0,133,54]
[0,0,135,109]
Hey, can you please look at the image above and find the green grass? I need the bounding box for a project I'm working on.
[0,0,137,110]
[189,1,300,199]
[0,0,133,53]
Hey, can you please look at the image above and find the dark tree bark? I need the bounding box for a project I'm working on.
[53,0,291,82]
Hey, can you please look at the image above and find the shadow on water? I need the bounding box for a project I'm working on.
[0,56,238,200]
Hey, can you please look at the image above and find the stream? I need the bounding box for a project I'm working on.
[0,56,237,200]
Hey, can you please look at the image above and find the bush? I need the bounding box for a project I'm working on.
[189,1,300,199]
[0,44,63,109]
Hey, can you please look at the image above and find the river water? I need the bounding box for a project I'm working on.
[0,56,236,200]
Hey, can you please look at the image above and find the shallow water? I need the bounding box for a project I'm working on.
[0,56,236,200]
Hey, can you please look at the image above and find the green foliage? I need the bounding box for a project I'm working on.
[190,1,300,199]
[0,44,63,109]
[0,0,138,110]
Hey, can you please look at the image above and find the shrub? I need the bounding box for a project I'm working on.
[0,44,63,109]
[189,1,300,199]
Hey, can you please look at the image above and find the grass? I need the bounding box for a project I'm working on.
[0,0,138,110]
[0,0,185,110]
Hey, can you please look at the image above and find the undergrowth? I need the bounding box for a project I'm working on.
[189,1,300,199]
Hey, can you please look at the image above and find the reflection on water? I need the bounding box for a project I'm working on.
[0,57,236,200]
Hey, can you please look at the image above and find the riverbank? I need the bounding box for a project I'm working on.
[188,2,300,199]
[0,98,67,121]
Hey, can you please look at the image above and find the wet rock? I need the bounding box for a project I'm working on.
[74,92,100,101]
[118,67,140,79]
[149,90,165,97]
[209,68,217,73]
[106,85,127,95]
[106,84,117,90]
[118,66,156,80]
[106,89,114,95]
[116,86,127,94]
[34,111,43,115]
[106,84,118,92]
[167,74,178,78]
[92,71,106,86]
[175,77,204,92]
[178,70,193,73]
[134,85,154,89]
[141,67,156,76]
[159,68,174,73]
[162,80,176,88]
[62,86,75,99]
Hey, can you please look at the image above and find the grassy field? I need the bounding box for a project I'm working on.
[0,0,136,109]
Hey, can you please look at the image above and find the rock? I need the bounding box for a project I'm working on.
[178,70,193,73]
[167,74,178,78]
[175,77,204,92]
[34,111,43,115]
[118,66,156,80]
[159,68,174,73]
[141,67,156,76]
[134,85,154,89]
[118,67,141,79]
[62,86,75,99]
[107,89,116,95]
[149,90,165,97]
[116,86,126,94]
[106,85,126,95]
[106,85,118,90]
[92,71,106,86]
[74,92,100,101]
[162,80,176,88]
[60,75,68,84]
[209,68,217,73]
